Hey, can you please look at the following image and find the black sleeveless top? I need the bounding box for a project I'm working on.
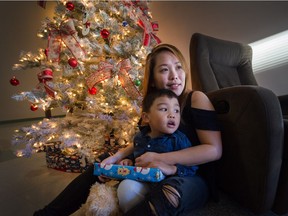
[178,91,221,201]
[179,91,220,144]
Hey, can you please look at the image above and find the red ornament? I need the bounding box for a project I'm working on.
[88,87,97,95]
[10,76,20,86]
[66,2,75,11]
[41,68,53,81]
[68,58,78,68]
[100,29,110,39]
[30,104,38,111]
[44,48,49,57]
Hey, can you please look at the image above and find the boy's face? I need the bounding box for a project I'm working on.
[142,96,180,138]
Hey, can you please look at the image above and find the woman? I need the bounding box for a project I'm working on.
[34,44,222,216]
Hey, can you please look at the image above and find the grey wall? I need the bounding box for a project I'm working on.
[0,2,55,122]
[1,1,288,122]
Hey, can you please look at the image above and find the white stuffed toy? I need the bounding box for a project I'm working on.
[80,181,122,216]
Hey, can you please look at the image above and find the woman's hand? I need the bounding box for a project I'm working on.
[135,152,160,167]
[147,161,177,176]
[118,159,133,166]
[134,152,177,176]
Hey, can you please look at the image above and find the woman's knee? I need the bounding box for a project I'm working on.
[117,179,149,213]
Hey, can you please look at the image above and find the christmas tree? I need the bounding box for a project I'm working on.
[10,0,160,167]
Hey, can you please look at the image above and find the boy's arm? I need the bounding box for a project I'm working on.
[101,143,134,164]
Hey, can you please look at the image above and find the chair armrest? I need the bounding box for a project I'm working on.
[278,94,288,117]
[272,119,288,214]
[206,85,283,214]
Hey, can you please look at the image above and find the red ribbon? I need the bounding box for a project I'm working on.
[122,1,161,47]
[86,59,141,100]
[138,17,161,46]
[86,62,113,89]
[84,22,91,28]
[46,19,86,62]
[37,68,56,98]
[118,60,141,100]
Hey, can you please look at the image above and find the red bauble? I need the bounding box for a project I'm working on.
[88,87,97,95]
[66,2,75,11]
[68,58,78,68]
[100,29,110,39]
[44,48,49,57]
[10,76,20,86]
[30,104,38,111]
[41,68,53,81]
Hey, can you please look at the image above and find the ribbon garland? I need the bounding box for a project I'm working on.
[86,59,141,100]
[118,60,141,100]
[37,69,56,98]
[46,19,86,62]
[137,13,161,46]
[123,1,161,46]
[86,62,114,89]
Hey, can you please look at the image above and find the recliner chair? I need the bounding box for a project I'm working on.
[190,32,288,215]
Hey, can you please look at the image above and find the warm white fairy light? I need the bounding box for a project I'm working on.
[64,133,70,139]
[47,136,53,141]
[31,125,39,130]
[16,151,23,157]
[37,33,44,38]
[78,83,84,88]
[33,142,44,148]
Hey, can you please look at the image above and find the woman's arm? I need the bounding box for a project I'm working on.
[135,91,222,167]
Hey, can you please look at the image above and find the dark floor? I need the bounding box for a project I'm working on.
[0,120,287,216]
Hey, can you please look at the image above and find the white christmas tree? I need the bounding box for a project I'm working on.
[10,0,160,166]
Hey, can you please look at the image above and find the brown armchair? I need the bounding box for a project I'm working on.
[189,32,288,215]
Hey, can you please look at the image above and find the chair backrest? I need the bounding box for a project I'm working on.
[190,33,258,93]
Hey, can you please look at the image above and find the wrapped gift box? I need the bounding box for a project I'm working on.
[45,142,89,173]
[93,163,165,182]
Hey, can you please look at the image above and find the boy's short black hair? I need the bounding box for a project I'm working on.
[142,89,179,113]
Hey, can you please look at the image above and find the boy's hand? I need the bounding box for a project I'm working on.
[101,155,119,165]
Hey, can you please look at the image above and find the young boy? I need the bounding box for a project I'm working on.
[85,89,198,215]
[116,89,198,213]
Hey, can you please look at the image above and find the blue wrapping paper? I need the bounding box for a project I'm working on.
[94,163,165,182]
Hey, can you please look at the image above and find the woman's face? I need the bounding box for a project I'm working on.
[152,51,186,96]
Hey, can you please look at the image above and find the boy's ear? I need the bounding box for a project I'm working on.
[141,112,149,124]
